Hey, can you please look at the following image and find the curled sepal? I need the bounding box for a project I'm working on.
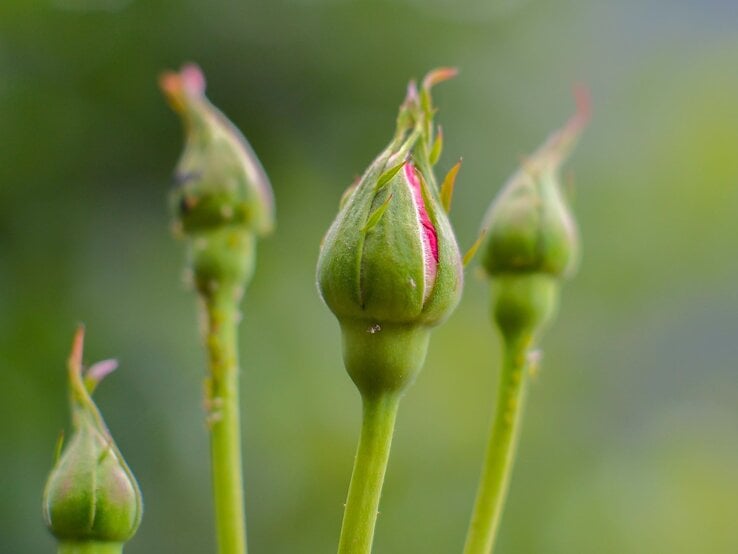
[43,326,142,547]
[160,63,274,237]
[479,88,590,279]
[440,159,462,213]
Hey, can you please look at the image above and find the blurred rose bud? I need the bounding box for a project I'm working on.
[481,90,590,280]
[43,327,142,549]
[160,64,275,298]
[478,90,590,341]
[160,63,274,238]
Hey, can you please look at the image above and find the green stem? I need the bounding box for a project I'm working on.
[463,336,532,554]
[203,290,247,554]
[57,542,123,554]
[338,393,401,554]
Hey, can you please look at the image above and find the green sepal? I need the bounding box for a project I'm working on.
[440,159,461,213]
[429,127,443,166]
[362,193,393,233]
[374,161,405,192]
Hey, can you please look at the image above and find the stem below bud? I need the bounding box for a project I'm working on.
[201,290,248,554]
[58,542,123,554]
[463,334,533,554]
[465,273,562,553]
[337,393,400,554]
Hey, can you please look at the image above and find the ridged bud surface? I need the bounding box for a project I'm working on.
[43,329,142,547]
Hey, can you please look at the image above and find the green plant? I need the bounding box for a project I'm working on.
[42,67,587,554]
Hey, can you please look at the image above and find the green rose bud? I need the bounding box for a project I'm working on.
[43,327,142,552]
[317,70,463,396]
[478,90,590,342]
[481,90,589,280]
[160,64,274,300]
[160,63,274,237]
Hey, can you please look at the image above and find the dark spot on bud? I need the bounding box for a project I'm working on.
[178,195,199,216]
[172,170,201,188]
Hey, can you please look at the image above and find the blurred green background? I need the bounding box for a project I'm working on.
[1,0,737,552]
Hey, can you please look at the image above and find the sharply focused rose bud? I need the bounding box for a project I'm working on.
[160,63,275,299]
[317,70,463,396]
[478,90,590,341]
[43,327,142,552]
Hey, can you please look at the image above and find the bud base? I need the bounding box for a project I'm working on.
[340,320,431,397]
[58,542,123,554]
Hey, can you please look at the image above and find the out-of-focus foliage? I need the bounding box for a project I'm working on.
[1,1,737,552]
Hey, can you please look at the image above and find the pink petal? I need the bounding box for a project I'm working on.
[404,163,438,301]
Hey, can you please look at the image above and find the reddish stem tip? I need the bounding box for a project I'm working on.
[159,63,207,111]
[69,324,85,377]
[422,67,459,91]
[570,84,592,134]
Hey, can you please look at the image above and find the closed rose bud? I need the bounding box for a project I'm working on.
[481,90,589,281]
[160,63,275,300]
[160,63,274,237]
[479,89,590,341]
[43,328,142,552]
[317,71,463,396]
[323,71,465,554]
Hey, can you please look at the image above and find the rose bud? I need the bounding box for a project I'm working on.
[43,327,142,553]
[479,89,590,341]
[160,63,274,298]
[317,70,463,397]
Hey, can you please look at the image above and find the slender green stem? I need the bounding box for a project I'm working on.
[57,542,123,554]
[463,336,532,554]
[338,393,401,554]
[202,289,247,554]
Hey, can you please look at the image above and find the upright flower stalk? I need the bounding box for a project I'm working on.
[160,64,274,554]
[317,69,464,554]
[43,326,142,554]
[463,91,590,554]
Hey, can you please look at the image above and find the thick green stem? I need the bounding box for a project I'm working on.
[202,289,247,554]
[57,542,123,554]
[338,393,401,554]
[463,336,531,554]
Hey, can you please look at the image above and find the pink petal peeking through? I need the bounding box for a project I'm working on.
[404,163,438,300]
